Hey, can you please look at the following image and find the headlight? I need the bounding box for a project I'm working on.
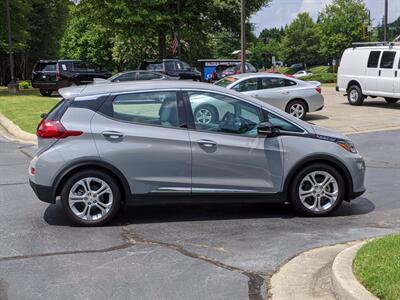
[336,139,358,153]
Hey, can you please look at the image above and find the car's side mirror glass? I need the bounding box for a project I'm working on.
[257,121,279,137]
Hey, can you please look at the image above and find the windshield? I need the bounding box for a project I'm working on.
[214,76,238,88]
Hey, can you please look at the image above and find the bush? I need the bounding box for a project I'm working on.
[309,65,334,74]
[301,73,337,83]
[18,81,30,89]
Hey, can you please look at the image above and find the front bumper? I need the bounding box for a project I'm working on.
[29,180,55,204]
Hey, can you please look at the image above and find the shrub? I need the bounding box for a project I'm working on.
[18,81,30,89]
[301,73,337,83]
[309,65,334,74]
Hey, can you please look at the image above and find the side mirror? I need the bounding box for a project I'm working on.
[257,122,279,137]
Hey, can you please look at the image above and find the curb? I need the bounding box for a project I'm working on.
[0,112,37,145]
[331,241,378,300]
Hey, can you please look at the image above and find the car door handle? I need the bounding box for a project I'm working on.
[395,70,398,77]
[197,139,216,148]
[102,131,124,139]
[379,70,382,76]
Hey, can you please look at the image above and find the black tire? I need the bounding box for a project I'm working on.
[39,89,53,97]
[290,163,345,217]
[347,85,364,106]
[285,100,307,120]
[385,97,399,104]
[194,105,219,124]
[60,169,121,226]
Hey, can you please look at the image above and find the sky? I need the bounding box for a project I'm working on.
[251,0,400,35]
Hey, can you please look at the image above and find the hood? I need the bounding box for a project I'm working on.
[311,124,349,141]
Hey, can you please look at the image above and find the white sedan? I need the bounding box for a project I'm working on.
[215,73,324,120]
[293,70,313,78]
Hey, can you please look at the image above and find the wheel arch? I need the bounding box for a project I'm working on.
[53,159,131,203]
[346,80,362,92]
[282,155,353,202]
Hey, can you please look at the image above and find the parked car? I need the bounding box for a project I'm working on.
[215,74,324,120]
[293,70,313,78]
[209,64,237,82]
[93,70,175,84]
[290,63,305,71]
[337,45,400,106]
[221,62,257,77]
[29,81,365,226]
[140,59,202,81]
[32,60,111,96]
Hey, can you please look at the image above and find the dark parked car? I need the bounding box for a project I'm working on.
[32,60,111,96]
[221,62,257,77]
[140,59,202,81]
[93,70,176,84]
[209,64,236,82]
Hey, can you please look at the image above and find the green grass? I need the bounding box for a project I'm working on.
[309,65,334,74]
[0,88,58,134]
[354,234,400,300]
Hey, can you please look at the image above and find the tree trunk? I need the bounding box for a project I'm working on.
[158,29,166,59]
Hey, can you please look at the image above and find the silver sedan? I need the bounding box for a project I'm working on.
[215,73,324,119]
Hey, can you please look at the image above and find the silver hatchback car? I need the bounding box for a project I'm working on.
[29,81,365,226]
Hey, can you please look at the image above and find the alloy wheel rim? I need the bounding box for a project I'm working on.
[289,104,305,118]
[195,108,213,124]
[298,171,339,212]
[68,177,113,221]
[349,90,358,102]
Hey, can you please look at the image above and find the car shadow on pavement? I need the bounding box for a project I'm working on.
[43,197,375,226]
[341,101,400,110]
[305,114,329,121]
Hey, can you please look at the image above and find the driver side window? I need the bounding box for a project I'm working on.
[188,92,262,137]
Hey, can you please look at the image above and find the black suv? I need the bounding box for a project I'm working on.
[140,59,202,81]
[32,60,111,96]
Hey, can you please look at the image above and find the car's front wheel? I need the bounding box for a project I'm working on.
[61,169,121,226]
[347,85,364,106]
[39,89,52,97]
[285,100,307,120]
[385,97,399,104]
[290,163,345,216]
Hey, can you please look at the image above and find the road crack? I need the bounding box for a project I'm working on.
[121,226,268,300]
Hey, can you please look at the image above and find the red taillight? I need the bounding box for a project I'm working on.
[235,69,241,74]
[37,120,82,139]
[316,87,322,94]
[212,72,217,79]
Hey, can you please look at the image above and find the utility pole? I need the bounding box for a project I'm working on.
[177,0,181,59]
[5,0,18,94]
[384,0,388,41]
[240,0,246,73]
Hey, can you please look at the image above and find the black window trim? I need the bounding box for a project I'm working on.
[367,51,382,68]
[97,89,188,130]
[181,89,305,138]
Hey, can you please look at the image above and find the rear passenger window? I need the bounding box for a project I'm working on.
[112,92,180,128]
[367,51,381,68]
[380,51,396,69]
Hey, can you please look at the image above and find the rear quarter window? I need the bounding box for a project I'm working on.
[45,99,71,120]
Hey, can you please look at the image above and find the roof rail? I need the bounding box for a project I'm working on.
[351,41,393,47]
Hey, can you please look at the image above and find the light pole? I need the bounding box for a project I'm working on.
[240,0,246,73]
[5,0,18,94]
[384,0,388,41]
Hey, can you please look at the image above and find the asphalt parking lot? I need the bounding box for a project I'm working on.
[0,91,400,300]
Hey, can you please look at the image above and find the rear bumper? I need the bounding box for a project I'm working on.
[29,180,55,204]
[31,82,59,91]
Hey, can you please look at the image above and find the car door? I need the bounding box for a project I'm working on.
[377,51,397,96]
[91,90,191,195]
[365,51,381,94]
[185,90,284,194]
[243,77,292,111]
[395,54,400,98]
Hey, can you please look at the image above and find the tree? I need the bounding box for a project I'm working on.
[280,13,320,66]
[318,0,369,60]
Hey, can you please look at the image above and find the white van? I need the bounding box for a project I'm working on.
[337,45,400,105]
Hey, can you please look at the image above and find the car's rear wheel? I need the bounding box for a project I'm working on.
[39,89,52,97]
[61,169,121,226]
[290,163,345,216]
[347,85,364,106]
[194,105,219,125]
[385,97,399,104]
[285,100,307,120]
